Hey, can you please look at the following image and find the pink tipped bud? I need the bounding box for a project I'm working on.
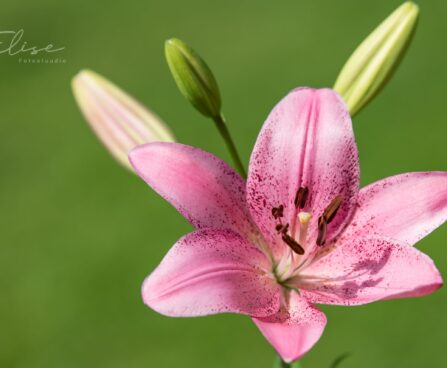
[72,70,175,171]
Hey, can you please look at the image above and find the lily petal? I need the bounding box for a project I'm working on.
[142,229,281,317]
[129,142,255,237]
[346,172,447,246]
[300,237,442,305]
[247,88,359,257]
[253,292,327,363]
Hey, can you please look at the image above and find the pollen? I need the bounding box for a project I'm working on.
[322,195,343,224]
[276,223,289,234]
[294,187,309,209]
[316,195,343,246]
[281,233,305,255]
[316,216,327,246]
[272,205,284,219]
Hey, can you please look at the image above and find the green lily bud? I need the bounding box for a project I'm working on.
[165,38,222,119]
[334,2,419,116]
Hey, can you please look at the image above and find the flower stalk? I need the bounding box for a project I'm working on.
[213,114,247,178]
[273,356,301,368]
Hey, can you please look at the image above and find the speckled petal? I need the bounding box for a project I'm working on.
[253,292,327,363]
[345,172,447,246]
[142,229,281,317]
[300,237,443,305]
[247,88,359,258]
[129,142,255,236]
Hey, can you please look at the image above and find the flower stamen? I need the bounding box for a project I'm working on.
[322,195,343,224]
[316,195,343,246]
[294,187,309,209]
[276,223,289,234]
[272,205,284,219]
[316,216,327,246]
[281,233,305,255]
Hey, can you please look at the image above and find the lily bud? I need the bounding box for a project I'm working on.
[165,38,222,119]
[334,2,419,116]
[72,70,175,171]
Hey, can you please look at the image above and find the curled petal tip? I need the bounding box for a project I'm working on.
[72,69,175,171]
[334,1,419,116]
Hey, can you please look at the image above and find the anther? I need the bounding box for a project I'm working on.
[294,187,309,209]
[322,195,343,224]
[276,223,289,234]
[281,234,305,255]
[272,205,284,219]
[316,216,327,246]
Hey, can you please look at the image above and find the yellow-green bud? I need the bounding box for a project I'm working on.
[165,38,222,119]
[334,2,419,116]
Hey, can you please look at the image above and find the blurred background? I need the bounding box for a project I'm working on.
[1,0,446,367]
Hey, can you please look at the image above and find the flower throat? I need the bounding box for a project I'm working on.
[272,187,343,255]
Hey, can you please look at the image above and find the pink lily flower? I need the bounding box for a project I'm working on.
[129,88,446,363]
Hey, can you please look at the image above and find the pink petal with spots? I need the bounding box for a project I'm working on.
[129,142,256,237]
[345,172,447,246]
[247,88,359,258]
[300,237,442,305]
[142,229,281,317]
[253,292,327,363]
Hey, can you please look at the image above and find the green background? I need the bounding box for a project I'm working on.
[1,0,446,367]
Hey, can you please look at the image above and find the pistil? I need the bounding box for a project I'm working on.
[298,211,312,245]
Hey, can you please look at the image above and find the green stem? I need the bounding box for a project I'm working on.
[273,356,301,368]
[213,114,247,178]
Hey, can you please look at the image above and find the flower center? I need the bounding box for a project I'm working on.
[271,187,343,284]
